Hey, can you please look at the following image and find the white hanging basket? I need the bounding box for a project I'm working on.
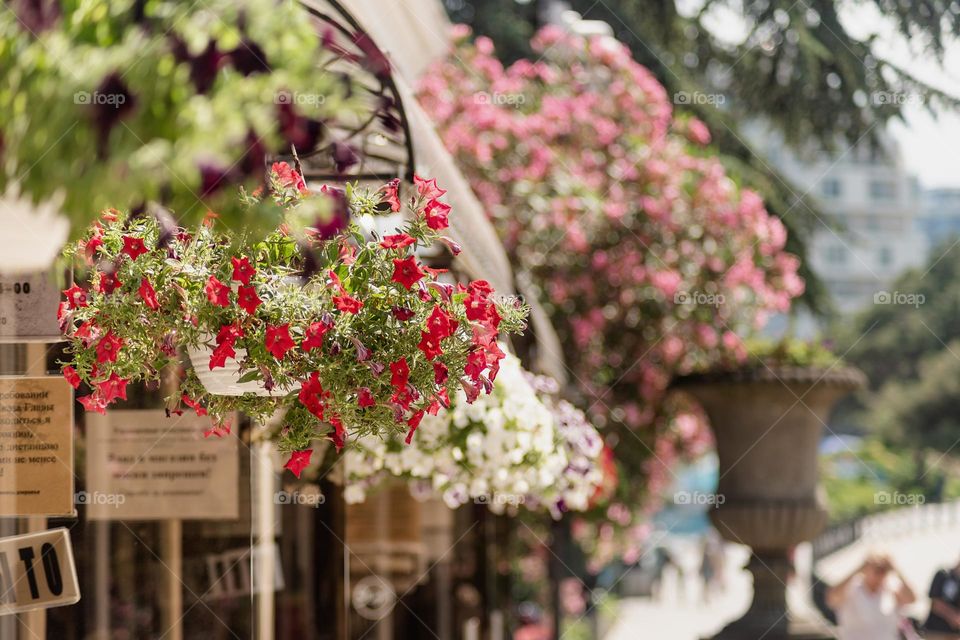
[187,345,300,397]
[0,184,69,273]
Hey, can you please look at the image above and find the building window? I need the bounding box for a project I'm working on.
[878,246,894,267]
[825,245,848,265]
[821,178,842,198]
[869,180,897,200]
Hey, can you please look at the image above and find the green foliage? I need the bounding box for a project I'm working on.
[742,336,841,369]
[0,0,359,235]
[821,438,957,522]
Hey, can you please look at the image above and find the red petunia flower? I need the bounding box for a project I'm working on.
[380,233,415,250]
[329,416,345,452]
[231,256,256,285]
[74,320,100,347]
[63,284,88,309]
[333,294,363,314]
[405,410,425,444]
[283,449,313,478]
[423,199,451,231]
[265,324,296,359]
[301,320,331,352]
[97,373,129,404]
[418,331,443,360]
[433,361,449,385]
[379,178,402,212]
[464,349,487,382]
[426,305,459,340]
[216,323,244,346]
[97,272,122,295]
[237,285,262,314]
[95,331,124,364]
[390,358,410,389]
[357,387,376,408]
[208,341,236,370]
[138,278,160,310]
[121,235,149,261]
[414,174,446,200]
[391,255,425,290]
[205,276,231,307]
[78,393,108,414]
[62,366,81,389]
[181,394,208,417]
[272,161,307,193]
[298,371,328,419]
[203,421,231,438]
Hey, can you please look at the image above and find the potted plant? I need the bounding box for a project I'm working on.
[674,338,865,639]
[342,350,605,518]
[58,163,528,475]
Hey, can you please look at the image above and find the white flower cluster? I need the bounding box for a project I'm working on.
[342,350,605,518]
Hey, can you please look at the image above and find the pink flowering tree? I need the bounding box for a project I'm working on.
[419,26,804,556]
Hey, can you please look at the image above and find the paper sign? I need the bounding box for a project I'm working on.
[0,271,63,343]
[0,528,80,615]
[0,377,74,516]
[85,410,239,521]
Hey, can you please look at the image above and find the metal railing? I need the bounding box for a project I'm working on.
[812,500,960,562]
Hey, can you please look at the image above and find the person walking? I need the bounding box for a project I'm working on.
[825,551,916,640]
[924,557,960,640]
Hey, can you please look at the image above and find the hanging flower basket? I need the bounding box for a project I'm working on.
[187,343,302,397]
[58,164,528,474]
[342,350,604,518]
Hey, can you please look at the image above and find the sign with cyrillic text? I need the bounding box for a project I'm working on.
[0,528,80,615]
[0,377,74,516]
[85,410,239,520]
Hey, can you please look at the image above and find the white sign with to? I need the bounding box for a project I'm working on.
[0,528,80,615]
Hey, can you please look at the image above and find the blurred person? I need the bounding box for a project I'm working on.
[699,532,724,603]
[924,556,960,639]
[513,602,550,640]
[825,551,916,640]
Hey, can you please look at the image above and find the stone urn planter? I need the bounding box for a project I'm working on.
[674,365,865,640]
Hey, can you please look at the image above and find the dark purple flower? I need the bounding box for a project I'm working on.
[92,73,136,158]
[276,102,322,150]
[229,40,270,75]
[331,141,358,174]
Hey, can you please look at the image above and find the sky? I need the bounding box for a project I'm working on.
[683,0,960,190]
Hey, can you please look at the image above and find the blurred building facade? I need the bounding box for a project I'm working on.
[751,127,928,317]
[918,187,960,251]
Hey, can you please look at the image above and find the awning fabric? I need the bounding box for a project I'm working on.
[321,0,568,383]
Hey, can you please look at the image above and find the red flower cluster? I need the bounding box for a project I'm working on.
[413,174,450,231]
[138,278,160,310]
[418,305,458,360]
[272,162,307,193]
[210,323,243,370]
[205,276,230,307]
[265,324,295,359]
[391,255,425,290]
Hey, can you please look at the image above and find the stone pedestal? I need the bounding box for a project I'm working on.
[677,366,865,640]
